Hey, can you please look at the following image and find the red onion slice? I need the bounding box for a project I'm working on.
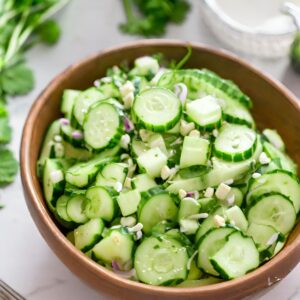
[174,83,188,104]
[59,118,70,126]
[72,131,83,140]
[124,116,134,132]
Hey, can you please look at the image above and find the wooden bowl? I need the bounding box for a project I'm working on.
[20,40,300,300]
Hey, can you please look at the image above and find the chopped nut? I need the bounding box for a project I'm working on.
[161,165,171,180]
[215,183,231,201]
[114,181,123,193]
[178,189,187,199]
[123,92,134,109]
[204,187,214,198]
[136,230,143,240]
[119,81,134,97]
[189,129,201,138]
[252,172,261,179]
[120,216,136,227]
[259,152,271,165]
[180,120,195,136]
[213,214,226,227]
[128,222,143,232]
[121,134,131,149]
[188,213,209,220]
[227,194,235,206]
[212,129,219,137]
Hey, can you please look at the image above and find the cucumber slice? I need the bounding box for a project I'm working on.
[43,159,65,211]
[187,259,204,280]
[74,218,104,252]
[84,186,117,222]
[186,96,222,130]
[247,192,296,235]
[60,124,84,148]
[101,163,128,183]
[195,207,226,243]
[225,206,248,232]
[167,177,205,194]
[158,69,252,109]
[65,157,111,188]
[138,188,178,234]
[262,129,285,152]
[61,89,80,120]
[83,102,122,151]
[221,97,255,128]
[131,138,149,157]
[148,133,168,156]
[214,124,257,162]
[246,170,300,213]
[38,120,61,173]
[117,189,141,216]
[66,195,89,224]
[180,136,210,169]
[226,187,244,207]
[131,173,157,192]
[178,197,201,220]
[247,223,282,259]
[210,231,259,279]
[134,236,188,285]
[73,87,106,126]
[63,141,93,161]
[263,141,297,174]
[197,227,236,276]
[133,87,182,132]
[92,228,134,268]
[56,195,72,223]
[137,147,167,178]
[177,277,223,288]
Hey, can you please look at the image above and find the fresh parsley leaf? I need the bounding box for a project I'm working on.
[1,63,34,96]
[120,0,190,37]
[0,117,12,144]
[0,102,8,118]
[36,19,61,45]
[0,148,18,186]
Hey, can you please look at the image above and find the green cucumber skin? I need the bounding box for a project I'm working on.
[158,69,252,109]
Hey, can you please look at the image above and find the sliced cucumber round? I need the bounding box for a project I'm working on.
[73,87,106,126]
[83,101,122,151]
[66,195,89,224]
[133,87,182,132]
[84,186,117,222]
[138,188,178,234]
[210,231,259,279]
[246,169,300,213]
[247,192,296,235]
[134,235,188,285]
[197,227,236,276]
[74,218,104,252]
[213,124,257,162]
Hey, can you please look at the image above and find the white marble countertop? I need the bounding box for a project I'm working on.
[0,1,299,299]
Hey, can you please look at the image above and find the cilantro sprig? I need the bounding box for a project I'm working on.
[0,0,70,187]
[120,0,191,37]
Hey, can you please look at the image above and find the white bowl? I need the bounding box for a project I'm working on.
[201,0,299,58]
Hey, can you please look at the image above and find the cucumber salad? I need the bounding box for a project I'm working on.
[38,54,300,287]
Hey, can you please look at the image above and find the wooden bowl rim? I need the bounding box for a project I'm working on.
[20,39,300,296]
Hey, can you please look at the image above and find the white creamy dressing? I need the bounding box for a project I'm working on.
[214,0,300,33]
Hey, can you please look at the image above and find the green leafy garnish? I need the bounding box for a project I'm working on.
[0,148,18,186]
[0,117,12,144]
[1,63,34,96]
[120,0,191,37]
[0,0,70,190]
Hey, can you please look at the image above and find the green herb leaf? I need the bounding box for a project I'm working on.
[1,63,34,96]
[0,117,12,144]
[36,19,61,45]
[0,148,18,185]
